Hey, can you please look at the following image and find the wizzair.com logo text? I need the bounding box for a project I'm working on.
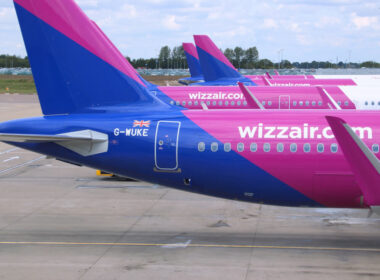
[238,123,373,139]
[189,92,244,100]
[270,83,311,87]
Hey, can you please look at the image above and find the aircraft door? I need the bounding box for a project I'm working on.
[155,121,181,170]
[279,95,290,109]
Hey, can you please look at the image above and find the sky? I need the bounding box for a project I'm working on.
[0,0,379,62]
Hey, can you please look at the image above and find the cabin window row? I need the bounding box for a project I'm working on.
[170,100,351,107]
[364,101,380,106]
[170,100,248,106]
[197,142,380,154]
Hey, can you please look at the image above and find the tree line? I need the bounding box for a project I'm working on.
[1,50,380,69]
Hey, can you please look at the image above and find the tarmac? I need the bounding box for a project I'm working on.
[0,94,379,280]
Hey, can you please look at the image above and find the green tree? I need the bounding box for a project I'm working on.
[233,47,245,69]
[159,46,171,68]
[256,59,274,69]
[224,48,234,63]
[244,47,259,68]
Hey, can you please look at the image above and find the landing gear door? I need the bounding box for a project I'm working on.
[155,121,181,171]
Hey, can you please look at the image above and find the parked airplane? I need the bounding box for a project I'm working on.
[192,35,357,87]
[84,22,376,111]
[178,43,204,85]
[5,0,380,214]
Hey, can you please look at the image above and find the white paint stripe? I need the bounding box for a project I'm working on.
[0,156,46,175]
[0,147,19,155]
[161,240,192,249]
[3,156,20,163]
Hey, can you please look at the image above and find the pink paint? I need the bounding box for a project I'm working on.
[159,86,355,110]
[327,116,380,206]
[247,75,316,79]
[184,110,380,207]
[14,0,145,86]
[183,43,199,59]
[249,76,356,86]
[193,35,236,70]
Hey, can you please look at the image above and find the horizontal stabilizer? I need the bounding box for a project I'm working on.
[326,116,380,211]
[238,82,265,109]
[0,130,108,156]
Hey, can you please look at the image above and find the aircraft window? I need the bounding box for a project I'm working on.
[305,101,310,106]
[188,101,192,106]
[243,101,248,106]
[219,101,223,106]
[231,101,235,106]
[372,144,379,153]
[170,101,174,105]
[330,143,338,153]
[293,101,297,106]
[250,143,257,152]
[213,101,217,106]
[182,101,186,106]
[224,143,231,152]
[299,101,303,106]
[207,101,211,106]
[225,101,229,106]
[317,143,324,153]
[211,142,218,152]
[345,101,349,106]
[277,143,284,152]
[237,143,244,152]
[365,101,368,106]
[303,143,311,153]
[337,101,342,106]
[198,142,205,152]
[237,101,242,106]
[176,101,180,105]
[312,101,316,106]
[263,143,271,152]
[262,101,266,106]
[268,101,272,106]
[195,101,199,106]
[318,101,322,106]
[372,101,375,106]
[290,143,297,153]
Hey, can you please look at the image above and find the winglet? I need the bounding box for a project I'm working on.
[238,82,265,109]
[317,87,341,110]
[274,70,279,75]
[265,72,272,79]
[326,116,380,211]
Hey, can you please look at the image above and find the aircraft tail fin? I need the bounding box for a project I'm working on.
[193,35,252,83]
[182,43,203,79]
[13,0,161,115]
[326,116,380,213]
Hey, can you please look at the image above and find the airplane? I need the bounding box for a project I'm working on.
[80,21,377,111]
[5,0,380,215]
[178,43,204,85]
[192,35,359,87]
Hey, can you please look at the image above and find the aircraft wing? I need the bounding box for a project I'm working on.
[238,82,265,109]
[326,116,380,214]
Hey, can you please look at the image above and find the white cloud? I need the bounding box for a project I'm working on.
[351,13,378,29]
[263,18,278,29]
[162,15,181,30]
